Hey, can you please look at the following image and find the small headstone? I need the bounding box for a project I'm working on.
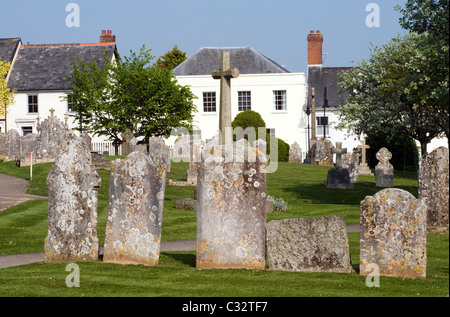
[342,151,360,183]
[326,142,353,189]
[375,147,394,187]
[360,188,427,279]
[37,110,68,162]
[418,146,449,233]
[358,140,373,176]
[44,138,101,263]
[289,142,302,163]
[103,151,166,266]
[149,137,171,172]
[313,138,334,166]
[186,133,202,184]
[266,216,352,273]
[121,129,134,156]
[196,142,267,269]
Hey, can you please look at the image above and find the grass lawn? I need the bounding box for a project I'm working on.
[0,158,448,298]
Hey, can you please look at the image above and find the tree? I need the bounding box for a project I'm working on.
[0,58,15,130]
[156,45,187,70]
[337,33,442,157]
[68,45,197,150]
[396,0,449,144]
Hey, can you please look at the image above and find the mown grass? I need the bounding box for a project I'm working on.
[0,158,448,297]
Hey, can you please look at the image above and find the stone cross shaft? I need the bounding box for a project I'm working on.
[332,142,347,168]
[212,52,239,145]
[358,140,370,164]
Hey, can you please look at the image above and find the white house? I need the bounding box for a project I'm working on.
[0,31,117,143]
[172,47,308,152]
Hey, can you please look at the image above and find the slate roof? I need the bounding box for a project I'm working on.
[173,47,290,76]
[307,66,352,110]
[0,38,21,64]
[7,43,117,91]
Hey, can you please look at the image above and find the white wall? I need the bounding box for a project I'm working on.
[173,73,307,151]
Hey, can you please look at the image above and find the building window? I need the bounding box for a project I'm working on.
[203,92,216,113]
[67,93,76,112]
[28,95,38,113]
[21,126,33,136]
[238,91,251,111]
[317,116,329,137]
[273,90,286,111]
[266,128,276,138]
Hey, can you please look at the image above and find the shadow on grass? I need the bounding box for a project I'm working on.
[283,181,419,206]
[162,252,196,268]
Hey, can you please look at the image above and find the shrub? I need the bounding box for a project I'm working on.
[232,110,266,140]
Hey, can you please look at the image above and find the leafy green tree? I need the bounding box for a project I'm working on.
[337,33,442,157]
[395,0,449,143]
[156,45,188,70]
[0,58,15,130]
[68,45,197,150]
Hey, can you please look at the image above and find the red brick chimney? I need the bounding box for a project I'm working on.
[307,30,323,66]
[100,30,116,43]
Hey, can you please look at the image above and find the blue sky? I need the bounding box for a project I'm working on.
[1,0,408,72]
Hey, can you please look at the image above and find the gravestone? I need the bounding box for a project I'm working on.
[121,130,134,156]
[186,132,202,185]
[312,138,334,166]
[266,216,352,273]
[418,146,449,233]
[375,147,394,187]
[103,151,166,266]
[326,142,353,189]
[149,137,171,172]
[2,129,20,162]
[37,109,69,162]
[342,151,360,183]
[196,142,267,269]
[358,140,373,176]
[360,188,427,279]
[212,52,239,145]
[44,138,101,263]
[289,142,302,163]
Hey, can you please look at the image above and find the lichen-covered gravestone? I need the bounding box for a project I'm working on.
[289,141,302,163]
[44,139,101,263]
[266,216,352,273]
[313,138,334,166]
[360,188,427,279]
[418,146,449,233]
[196,142,267,269]
[326,142,353,189]
[103,151,166,266]
[375,147,394,187]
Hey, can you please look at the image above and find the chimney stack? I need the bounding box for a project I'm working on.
[307,30,323,66]
[100,30,116,43]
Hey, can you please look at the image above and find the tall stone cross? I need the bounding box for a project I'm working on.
[212,52,239,145]
[358,140,370,165]
[332,142,347,168]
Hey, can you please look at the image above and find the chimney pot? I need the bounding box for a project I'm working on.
[102,30,106,34]
[307,30,324,65]
[107,30,112,34]
[100,30,116,43]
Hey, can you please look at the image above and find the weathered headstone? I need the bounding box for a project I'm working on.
[360,188,427,279]
[266,216,352,273]
[186,132,202,185]
[196,142,267,269]
[44,138,101,263]
[121,130,134,156]
[2,129,20,162]
[103,151,166,266]
[375,147,394,187]
[313,138,334,166]
[37,109,68,162]
[419,146,449,233]
[149,137,171,172]
[342,151,360,183]
[212,52,239,145]
[326,142,353,189]
[289,142,302,163]
[358,140,373,176]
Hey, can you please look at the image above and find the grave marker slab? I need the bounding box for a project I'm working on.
[418,146,449,233]
[44,138,101,263]
[375,147,394,187]
[103,151,166,266]
[266,216,352,273]
[360,188,427,279]
[196,143,267,269]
